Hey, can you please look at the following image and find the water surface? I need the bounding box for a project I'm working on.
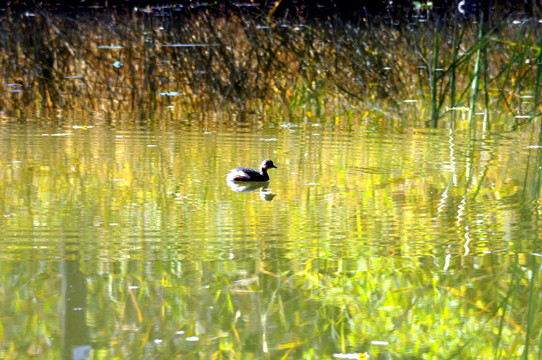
[0,116,540,359]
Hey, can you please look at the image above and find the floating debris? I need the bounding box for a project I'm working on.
[99,45,124,49]
[333,353,369,359]
[156,43,219,47]
[446,106,469,112]
[159,92,179,96]
[112,61,123,68]
[186,336,199,342]
[232,3,257,7]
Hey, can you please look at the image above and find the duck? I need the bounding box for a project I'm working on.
[227,159,277,182]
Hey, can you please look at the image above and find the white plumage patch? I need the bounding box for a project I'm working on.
[227,169,250,181]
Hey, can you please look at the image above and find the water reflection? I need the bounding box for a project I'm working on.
[61,258,91,360]
[0,118,541,358]
[227,180,277,202]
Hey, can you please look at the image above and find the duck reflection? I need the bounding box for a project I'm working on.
[227,180,277,202]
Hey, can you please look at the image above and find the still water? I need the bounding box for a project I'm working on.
[0,115,540,359]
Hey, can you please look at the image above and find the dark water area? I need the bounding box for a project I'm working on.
[3,0,531,23]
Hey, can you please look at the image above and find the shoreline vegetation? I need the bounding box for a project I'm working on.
[0,2,541,128]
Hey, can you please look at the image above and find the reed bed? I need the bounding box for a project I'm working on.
[0,6,541,128]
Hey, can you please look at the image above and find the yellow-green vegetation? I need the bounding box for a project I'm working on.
[0,121,541,358]
[0,8,541,128]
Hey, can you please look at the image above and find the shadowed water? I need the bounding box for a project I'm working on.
[0,115,540,359]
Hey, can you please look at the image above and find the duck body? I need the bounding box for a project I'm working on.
[227,159,277,182]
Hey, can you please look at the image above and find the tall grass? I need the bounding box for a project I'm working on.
[0,5,541,128]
